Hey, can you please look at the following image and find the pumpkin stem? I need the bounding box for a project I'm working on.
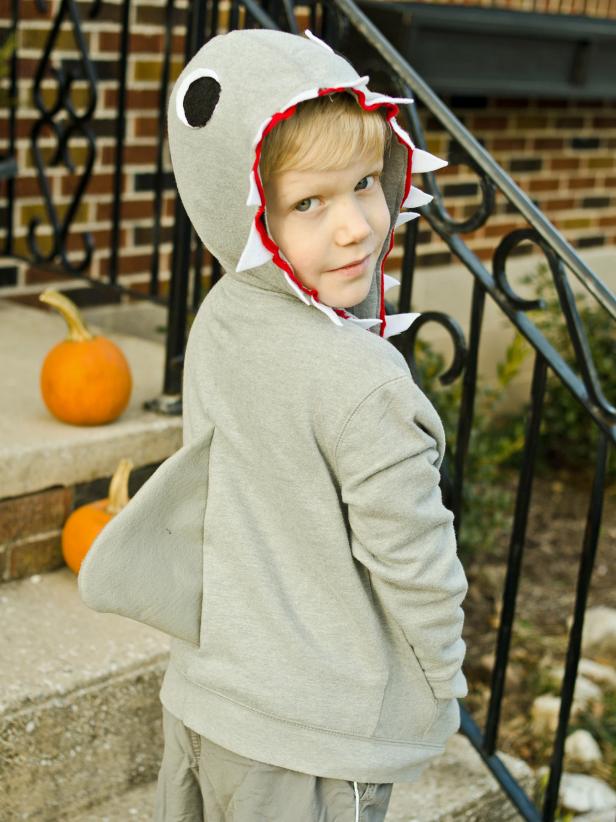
[39,289,93,342]
[106,458,134,515]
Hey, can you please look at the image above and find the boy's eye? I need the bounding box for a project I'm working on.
[356,174,376,191]
[294,197,318,213]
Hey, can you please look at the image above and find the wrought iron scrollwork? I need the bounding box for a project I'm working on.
[392,79,497,236]
[394,310,467,388]
[493,227,616,421]
[30,0,101,273]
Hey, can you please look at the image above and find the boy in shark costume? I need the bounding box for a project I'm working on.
[78,28,469,821]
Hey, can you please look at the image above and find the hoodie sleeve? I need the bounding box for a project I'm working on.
[334,375,468,700]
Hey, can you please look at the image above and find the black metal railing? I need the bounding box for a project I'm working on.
[1,2,615,818]
[320,2,614,819]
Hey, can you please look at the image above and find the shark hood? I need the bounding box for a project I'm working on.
[167,27,447,338]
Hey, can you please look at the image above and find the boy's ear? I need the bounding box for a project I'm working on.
[183,75,221,128]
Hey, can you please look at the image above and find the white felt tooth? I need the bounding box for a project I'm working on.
[345,316,382,330]
[303,29,334,54]
[252,116,273,149]
[383,312,421,339]
[349,75,370,88]
[412,148,448,173]
[403,186,433,208]
[310,295,344,326]
[383,274,400,292]
[390,117,415,149]
[395,211,420,228]
[329,75,369,90]
[284,88,320,109]
[246,171,261,206]
[283,271,311,305]
[236,220,273,272]
[364,93,414,106]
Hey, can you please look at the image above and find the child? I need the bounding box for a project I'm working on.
[78,27,468,821]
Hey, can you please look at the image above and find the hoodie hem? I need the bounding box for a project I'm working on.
[159,657,445,784]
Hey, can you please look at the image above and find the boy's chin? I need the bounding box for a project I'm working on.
[326,286,372,311]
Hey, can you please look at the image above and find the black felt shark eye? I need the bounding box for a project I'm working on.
[177,69,221,129]
[184,76,220,127]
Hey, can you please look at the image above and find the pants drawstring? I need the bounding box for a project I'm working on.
[353,781,360,822]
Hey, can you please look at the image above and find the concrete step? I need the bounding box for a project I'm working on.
[0,567,170,821]
[1,568,536,821]
[0,297,182,501]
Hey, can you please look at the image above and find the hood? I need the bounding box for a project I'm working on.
[167,28,447,338]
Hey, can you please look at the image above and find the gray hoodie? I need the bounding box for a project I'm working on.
[78,28,469,784]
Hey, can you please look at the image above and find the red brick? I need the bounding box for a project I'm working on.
[549,157,581,171]
[593,117,616,128]
[134,116,160,139]
[130,32,165,52]
[0,487,72,544]
[517,116,548,129]
[123,145,158,165]
[126,89,160,109]
[569,177,596,190]
[66,172,120,196]
[7,534,64,580]
[544,198,576,210]
[120,198,155,220]
[485,222,522,238]
[96,201,112,221]
[24,267,69,286]
[14,176,43,197]
[11,0,53,20]
[533,138,564,151]
[99,31,120,52]
[493,138,526,151]
[474,117,508,130]
[529,179,560,192]
[119,253,156,275]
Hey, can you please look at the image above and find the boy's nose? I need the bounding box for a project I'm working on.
[334,200,372,246]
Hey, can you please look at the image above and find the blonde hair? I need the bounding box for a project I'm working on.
[259,92,392,184]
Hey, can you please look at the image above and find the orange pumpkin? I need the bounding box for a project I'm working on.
[62,458,133,574]
[39,289,132,425]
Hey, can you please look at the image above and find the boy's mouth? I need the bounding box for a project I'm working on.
[328,252,373,273]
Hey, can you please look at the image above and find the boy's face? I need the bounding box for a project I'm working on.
[263,152,390,309]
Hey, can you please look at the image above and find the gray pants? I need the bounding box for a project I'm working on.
[154,706,393,821]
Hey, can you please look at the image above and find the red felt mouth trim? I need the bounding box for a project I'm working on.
[251,86,414,335]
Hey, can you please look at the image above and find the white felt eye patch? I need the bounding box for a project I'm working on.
[176,68,222,128]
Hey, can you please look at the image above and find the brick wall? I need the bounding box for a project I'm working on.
[0,0,614,298]
[408,95,616,269]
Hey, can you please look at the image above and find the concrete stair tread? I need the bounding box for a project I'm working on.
[0,298,182,499]
[0,567,170,715]
[1,568,170,821]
